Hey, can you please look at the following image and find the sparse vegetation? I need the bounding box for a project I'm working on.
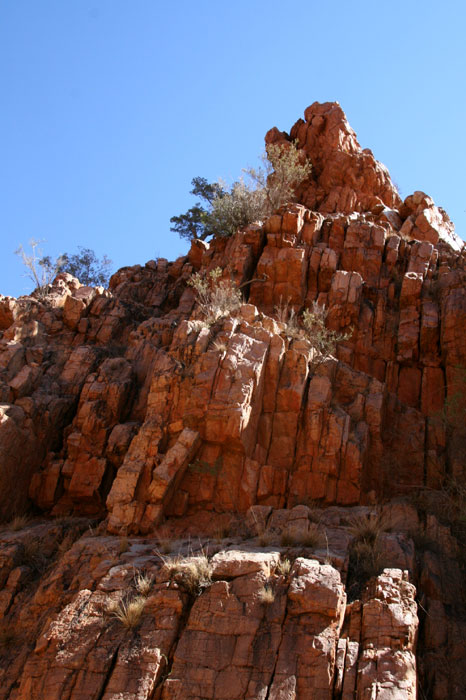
[246,141,312,219]
[171,141,312,241]
[6,514,30,532]
[346,511,390,600]
[280,529,296,547]
[104,598,121,617]
[15,240,112,296]
[274,297,351,365]
[188,454,223,477]
[280,523,325,549]
[275,296,301,340]
[211,339,228,354]
[111,595,146,629]
[134,570,154,597]
[169,177,226,241]
[15,535,49,575]
[258,584,275,604]
[258,530,274,547]
[302,302,352,366]
[105,569,154,629]
[53,247,112,287]
[15,240,64,299]
[299,523,326,548]
[275,557,292,576]
[155,535,173,555]
[161,551,212,596]
[348,511,389,546]
[349,540,385,583]
[213,524,231,541]
[188,267,242,325]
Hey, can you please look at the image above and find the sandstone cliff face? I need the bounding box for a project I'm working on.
[0,102,465,698]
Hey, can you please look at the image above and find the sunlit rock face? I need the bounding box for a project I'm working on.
[0,102,465,698]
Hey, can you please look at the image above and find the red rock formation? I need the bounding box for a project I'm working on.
[0,101,465,697]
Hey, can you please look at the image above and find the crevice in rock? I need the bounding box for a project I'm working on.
[263,341,288,466]
[285,368,312,509]
[262,579,291,700]
[151,587,200,698]
[240,229,268,304]
[95,643,121,700]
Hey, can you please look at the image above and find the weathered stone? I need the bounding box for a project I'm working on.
[0,100,465,697]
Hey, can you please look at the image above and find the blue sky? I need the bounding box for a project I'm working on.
[1,1,465,297]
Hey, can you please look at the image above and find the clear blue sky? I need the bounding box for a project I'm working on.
[1,1,465,297]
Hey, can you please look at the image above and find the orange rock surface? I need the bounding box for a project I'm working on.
[0,101,465,698]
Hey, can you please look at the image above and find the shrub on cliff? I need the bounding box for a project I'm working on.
[15,240,64,299]
[302,303,351,367]
[275,298,351,367]
[169,177,226,241]
[55,247,112,287]
[15,240,113,296]
[188,267,242,325]
[171,141,311,241]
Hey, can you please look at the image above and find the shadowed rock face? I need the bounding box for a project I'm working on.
[0,102,465,698]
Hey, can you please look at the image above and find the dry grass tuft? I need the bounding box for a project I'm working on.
[346,512,392,600]
[213,525,231,542]
[299,523,326,548]
[212,339,228,354]
[16,535,49,574]
[280,523,325,549]
[188,268,242,326]
[163,552,212,596]
[134,570,154,597]
[275,557,292,577]
[188,319,210,334]
[348,512,388,546]
[349,541,385,584]
[111,595,146,629]
[104,598,121,617]
[6,514,30,532]
[156,537,173,554]
[275,296,301,340]
[280,529,295,547]
[258,584,275,604]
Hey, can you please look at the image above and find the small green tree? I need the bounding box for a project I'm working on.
[15,241,113,296]
[170,177,227,241]
[56,247,112,286]
[171,141,311,241]
[208,178,265,238]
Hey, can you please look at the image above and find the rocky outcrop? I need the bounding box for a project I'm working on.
[0,509,423,700]
[0,101,465,697]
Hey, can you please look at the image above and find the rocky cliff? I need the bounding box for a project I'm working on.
[0,102,465,698]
